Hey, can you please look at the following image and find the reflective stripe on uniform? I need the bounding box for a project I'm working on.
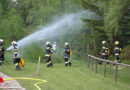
[65,62,68,64]
[101,53,106,55]
[14,52,18,54]
[102,47,106,49]
[14,49,18,54]
[15,63,18,66]
[114,47,119,50]
[67,61,70,63]
[115,53,119,55]
[47,61,51,65]
[45,54,50,56]
[105,48,108,53]
[65,61,70,64]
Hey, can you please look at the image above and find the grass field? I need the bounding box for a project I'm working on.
[0,60,130,90]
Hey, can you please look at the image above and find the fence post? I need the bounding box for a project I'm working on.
[115,64,118,82]
[95,59,97,73]
[87,44,89,69]
[36,56,41,76]
[88,56,89,69]
[104,61,106,77]
[91,58,93,71]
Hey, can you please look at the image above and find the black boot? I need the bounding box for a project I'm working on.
[65,63,68,67]
[69,62,71,66]
[50,62,53,67]
[16,65,20,70]
[46,64,50,67]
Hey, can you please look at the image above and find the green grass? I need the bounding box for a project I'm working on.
[96,63,130,85]
[0,60,130,90]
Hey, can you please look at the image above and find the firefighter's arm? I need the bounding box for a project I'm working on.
[50,48,54,55]
[64,50,66,53]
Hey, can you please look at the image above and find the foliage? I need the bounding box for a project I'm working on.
[0,0,129,61]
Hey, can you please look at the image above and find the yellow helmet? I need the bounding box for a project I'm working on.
[115,41,119,45]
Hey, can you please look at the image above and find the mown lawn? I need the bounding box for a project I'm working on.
[0,60,130,90]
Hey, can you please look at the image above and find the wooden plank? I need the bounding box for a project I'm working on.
[88,54,130,67]
[87,54,130,82]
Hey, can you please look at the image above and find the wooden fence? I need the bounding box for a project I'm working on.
[87,54,130,82]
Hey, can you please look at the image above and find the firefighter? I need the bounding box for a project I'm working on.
[104,41,109,60]
[12,41,20,70]
[45,42,53,67]
[0,39,5,65]
[113,41,121,63]
[98,41,109,64]
[64,42,71,67]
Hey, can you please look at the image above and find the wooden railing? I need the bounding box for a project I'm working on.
[87,54,130,82]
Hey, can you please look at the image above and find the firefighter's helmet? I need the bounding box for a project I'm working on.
[102,41,106,45]
[46,42,50,45]
[65,42,69,46]
[0,39,3,42]
[12,41,17,45]
[115,41,119,45]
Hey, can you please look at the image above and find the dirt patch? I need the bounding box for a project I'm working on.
[0,72,25,90]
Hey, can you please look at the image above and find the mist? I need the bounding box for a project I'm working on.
[7,10,100,50]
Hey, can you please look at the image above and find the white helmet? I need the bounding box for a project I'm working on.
[64,42,69,46]
[12,41,17,45]
[0,39,3,42]
[102,41,106,44]
[46,42,50,45]
[54,42,56,44]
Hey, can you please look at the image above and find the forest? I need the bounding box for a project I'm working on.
[0,0,130,61]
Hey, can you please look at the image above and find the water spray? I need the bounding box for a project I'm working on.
[7,10,101,50]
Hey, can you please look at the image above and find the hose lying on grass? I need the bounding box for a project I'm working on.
[4,77,47,90]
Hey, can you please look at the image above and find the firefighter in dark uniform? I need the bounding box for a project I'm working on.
[45,42,53,67]
[12,41,20,70]
[113,41,121,63]
[98,41,109,64]
[0,39,5,65]
[104,43,109,60]
[64,42,71,67]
